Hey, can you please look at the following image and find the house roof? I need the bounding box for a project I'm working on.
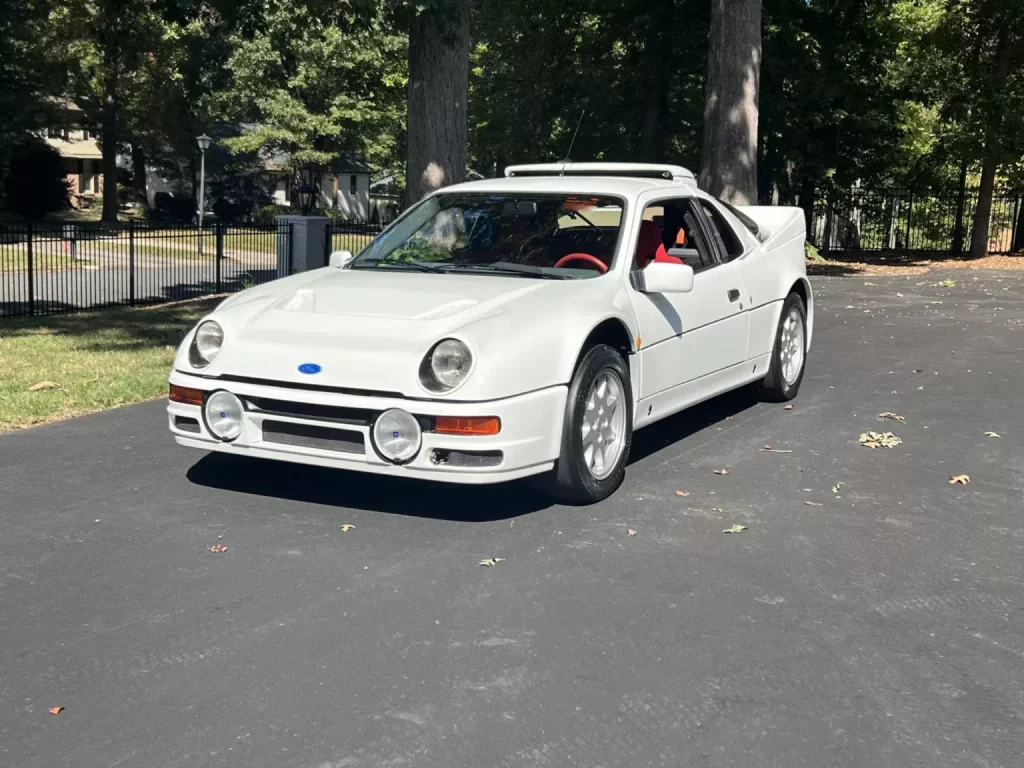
[46,137,102,160]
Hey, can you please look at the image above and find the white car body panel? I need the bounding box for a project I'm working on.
[169,164,811,485]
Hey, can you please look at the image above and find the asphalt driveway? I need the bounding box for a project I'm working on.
[2,271,1023,768]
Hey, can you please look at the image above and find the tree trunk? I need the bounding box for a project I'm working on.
[951,158,968,256]
[700,0,761,204]
[638,0,673,162]
[100,70,120,223]
[968,27,1011,258]
[406,0,471,204]
[131,143,149,212]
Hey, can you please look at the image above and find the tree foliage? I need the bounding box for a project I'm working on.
[2,0,1022,251]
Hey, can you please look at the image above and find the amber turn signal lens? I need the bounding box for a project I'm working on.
[434,416,501,436]
[169,384,205,406]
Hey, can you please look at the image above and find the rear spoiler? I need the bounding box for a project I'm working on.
[731,205,805,248]
[505,162,696,184]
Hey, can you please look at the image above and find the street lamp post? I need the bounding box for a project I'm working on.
[197,134,212,255]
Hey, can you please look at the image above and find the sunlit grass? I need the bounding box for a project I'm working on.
[0,298,220,432]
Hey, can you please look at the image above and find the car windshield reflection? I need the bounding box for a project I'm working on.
[351,193,625,278]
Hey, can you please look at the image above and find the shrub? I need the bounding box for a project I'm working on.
[252,204,293,226]
[153,191,196,222]
[3,144,70,219]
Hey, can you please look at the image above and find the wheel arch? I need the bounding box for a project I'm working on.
[564,316,638,399]
[789,277,813,348]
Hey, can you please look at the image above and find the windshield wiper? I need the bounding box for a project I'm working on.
[446,263,573,280]
[350,259,449,273]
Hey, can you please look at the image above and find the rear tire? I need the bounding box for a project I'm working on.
[533,344,633,504]
[761,292,807,402]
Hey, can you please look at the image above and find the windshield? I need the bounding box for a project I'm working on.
[352,193,625,279]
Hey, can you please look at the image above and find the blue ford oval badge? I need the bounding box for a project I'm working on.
[298,363,322,375]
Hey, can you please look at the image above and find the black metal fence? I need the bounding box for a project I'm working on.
[810,187,1024,254]
[0,220,292,319]
[324,220,384,262]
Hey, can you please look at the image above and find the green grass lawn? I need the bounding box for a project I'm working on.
[0,298,220,432]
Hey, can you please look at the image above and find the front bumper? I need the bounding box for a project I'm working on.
[167,370,567,484]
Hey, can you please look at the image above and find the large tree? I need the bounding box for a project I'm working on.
[405,0,471,203]
[700,0,761,204]
[50,0,163,221]
[223,0,406,184]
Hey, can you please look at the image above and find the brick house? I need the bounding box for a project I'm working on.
[43,98,103,204]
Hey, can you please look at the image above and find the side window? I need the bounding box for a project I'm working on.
[634,199,719,272]
[698,200,745,261]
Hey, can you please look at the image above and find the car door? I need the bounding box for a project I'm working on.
[629,195,751,404]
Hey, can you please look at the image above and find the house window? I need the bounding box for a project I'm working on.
[48,127,67,140]
[350,175,358,195]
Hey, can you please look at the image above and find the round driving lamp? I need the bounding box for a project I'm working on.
[422,339,473,392]
[204,390,244,441]
[191,320,224,367]
[372,409,422,464]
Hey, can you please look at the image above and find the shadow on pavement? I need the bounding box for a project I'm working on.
[186,387,762,520]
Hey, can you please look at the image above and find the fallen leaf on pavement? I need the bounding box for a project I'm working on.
[878,412,905,422]
[722,524,747,534]
[713,469,729,475]
[478,557,505,567]
[340,524,355,532]
[49,706,64,715]
[29,381,61,391]
[208,543,228,553]
[984,431,1001,438]
[859,431,902,449]
[627,529,636,537]
[675,490,690,497]
[949,474,970,485]
[783,404,793,410]
[804,501,823,506]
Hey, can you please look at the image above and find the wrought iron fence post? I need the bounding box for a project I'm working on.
[1011,196,1021,253]
[215,221,224,293]
[823,199,834,253]
[26,220,35,316]
[128,219,136,306]
[905,193,914,250]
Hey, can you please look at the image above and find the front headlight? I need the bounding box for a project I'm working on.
[420,338,473,392]
[190,320,224,368]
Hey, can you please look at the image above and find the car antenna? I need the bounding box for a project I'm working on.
[560,110,585,176]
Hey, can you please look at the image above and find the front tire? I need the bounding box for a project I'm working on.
[537,344,633,504]
[761,292,807,402]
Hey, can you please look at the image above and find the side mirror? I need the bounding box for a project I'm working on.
[329,249,354,268]
[641,261,694,294]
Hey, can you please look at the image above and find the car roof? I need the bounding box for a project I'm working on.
[439,174,695,200]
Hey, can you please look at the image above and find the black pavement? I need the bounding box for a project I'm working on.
[2,271,1023,767]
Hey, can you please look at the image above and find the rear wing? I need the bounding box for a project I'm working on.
[505,162,696,184]
[732,205,805,250]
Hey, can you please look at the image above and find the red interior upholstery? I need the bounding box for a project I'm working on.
[634,220,668,268]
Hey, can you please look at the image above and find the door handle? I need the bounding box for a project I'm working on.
[728,289,740,302]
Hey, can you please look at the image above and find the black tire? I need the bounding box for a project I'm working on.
[761,292,807,402]
[533,344,634,504]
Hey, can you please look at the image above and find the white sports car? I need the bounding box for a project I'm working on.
[168,163,812,503]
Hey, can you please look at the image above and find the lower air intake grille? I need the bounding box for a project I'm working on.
[430,449,503,468]
[174,416,201,434]
[262,421,364,454]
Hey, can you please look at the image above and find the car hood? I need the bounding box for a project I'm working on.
[182,268,602,400]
